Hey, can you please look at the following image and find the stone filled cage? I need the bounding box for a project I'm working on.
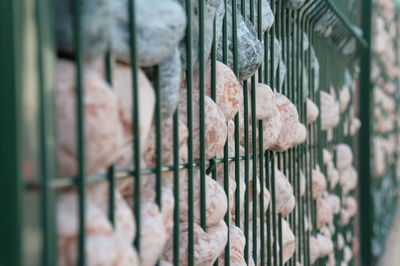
[0,0,387,265]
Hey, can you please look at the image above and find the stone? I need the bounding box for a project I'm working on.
[327,164,340,189]
[179,90,227,160]
[56,59,124,177]
[237,0,274,32]
[55,0,113,57]
[278,57,287,92]
[262,106,283,150]
[140,201,167,266]
[306,98,319,125]
[339,86,351,113]
[143,49,183,119]
[179,0,224,70]
[312,166,327,199]
[275,168,295,217]
[192,60,243,120]
[339,166,358,195]
[336,144,353,171]
[162,220,228,265]
[112,0,186,67]
[309,236,320,265]
[316,234,334,258]
[217,3,264,81]
[281,218,296,264]
[285,0,306,9]
[290,123,307,147]
[88,183,136,243]
[316,196,333,229]
[320,91,340,130]
[253,83,276,120]
[270,93,300,152]
[57,191,139,266]
[143,116,189,167]
[178,169,228,227]
[218,224,246,265]
[113,64,156,170]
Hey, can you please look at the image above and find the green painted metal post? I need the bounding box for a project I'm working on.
[0,0,24,265]
[358,0,373,265]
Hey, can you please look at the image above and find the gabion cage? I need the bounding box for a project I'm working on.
[0,0,383,265]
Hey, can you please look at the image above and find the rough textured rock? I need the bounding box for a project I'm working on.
[218,224,246,265]
[270,93,300,152]
[140,201,168,266]
[217,3,264,80]
[162,221,228,266]
[238,0,274,32]
[339,166,358,195]
[312,167,327,199]
[320,91,340,130]
[192,60,243,120]
[179,90,227,160]
[143,116,189,167]
[275,168,296,216]
[306,98,319,125]
[57,191,139,266]
[317,195,334,229]
[316,234,334,258]
[281,218,296,264]
[177,169,228,227]
[179,0,224,70]
[55,0,113,57]
[143,49,182,119]
[113,65,156,170]
[336,144,353,171]
[56,59,124,176]
[113,0,186,66]
[252,83,276,120]
[339,86,351,113]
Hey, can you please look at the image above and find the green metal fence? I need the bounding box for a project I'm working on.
[1,0,376,265]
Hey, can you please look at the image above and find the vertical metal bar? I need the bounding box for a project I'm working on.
[173,109,180,265]
[358,0,373,264]
[72,0,86,264]
[154,66,162,210]
[0,0,23,265]
[36,0,56,264]
[128,0,141,251]
[184,0,194,264]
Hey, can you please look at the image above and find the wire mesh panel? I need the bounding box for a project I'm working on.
[1,0,375,265]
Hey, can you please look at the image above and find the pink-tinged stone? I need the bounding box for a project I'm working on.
[316,195,334,229]
[142,176,175,236]
[113,64,157,170]
[300,170,306,197]
[87,183,135,244]
[270,93,300,152]
[142,117,189,167]
[290,123,307,146]
[327,194,341,215]
[140,201,167,266]
[327,164,339,189]
[316,234,334,258]
[251,83,275,120]
[320,91,340,130]
[192,61,243,120]
[179,90,227,160]
[306,98,319,125]
[343,196,358,217]
[57,191,138,266]
[309,236,320,265]
[162,221,228,266]
[336,144,353,171]
[218,224,246,266]
[275,168,296,217]
[178,169,228,227]
[339,86,351,113]
[339,166,358,195]
[323,149,332,165]
[56,59,124,177]
[312,167,327,199]
[281,218,296,264]
[350,117,361,136]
